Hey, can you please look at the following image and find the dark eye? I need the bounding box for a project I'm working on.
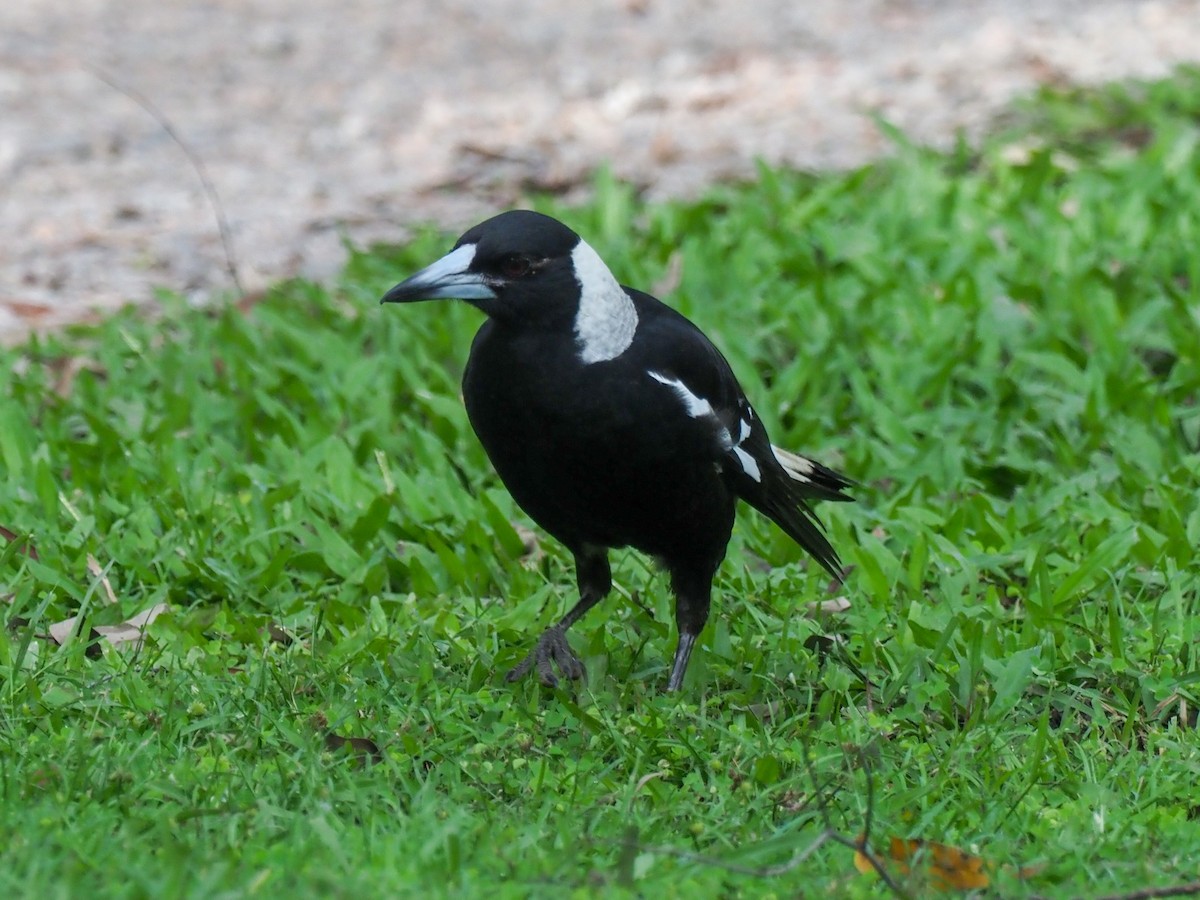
[499,254,531,279]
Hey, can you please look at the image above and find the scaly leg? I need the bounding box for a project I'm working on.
[506,547,611,687]
[665,560,716,692]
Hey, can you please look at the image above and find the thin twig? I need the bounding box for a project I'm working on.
[799,736,910,898]
[590,728,915,893]
[614,828,837,878]
[1057,883,1200,900]
[84,63,244,295]
[595,743,910,894]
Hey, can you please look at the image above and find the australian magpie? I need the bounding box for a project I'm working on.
[381,210,852,691]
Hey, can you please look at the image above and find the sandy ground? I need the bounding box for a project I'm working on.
[3,0,1200,342]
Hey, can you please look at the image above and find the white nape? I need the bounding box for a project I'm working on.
[572,239,638,364]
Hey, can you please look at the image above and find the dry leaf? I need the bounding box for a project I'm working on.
[854,835,990,890]
[47,602,169,652]
[266,623,295,645]
[652,250,684,297]
[631,770,667,796]
[0,526,39,561]
[93,603,170,646]
[513,522,544,568]
[236,290,269,313]
[86,554,120,605]
[324,732,383,766]
[2,300,54,321]
[50,356,106,397]
[746,700,784,722]
[48,616,83,646]
[806,596,851,615]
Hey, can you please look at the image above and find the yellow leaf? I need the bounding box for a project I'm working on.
[853,834,990,890]
[852,838,876,876]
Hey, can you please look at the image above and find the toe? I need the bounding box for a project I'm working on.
[558,648,585,681]
[535,652,560,687]
[505,628,587,688]
[505,654,535,683]
[548,633,585,681]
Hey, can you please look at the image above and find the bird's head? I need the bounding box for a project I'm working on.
[382,209,639,362]
[380,210,587,321]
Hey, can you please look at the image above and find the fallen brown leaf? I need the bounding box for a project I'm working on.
[48,602,169,652]
[806,596,851,615]
[651,250,684,297]
[0,526,39,561]
[2,300,54,321]
[236,290,269,313]
[854,835,990,890]
[49,356,106,397]
[513,522,544,568]
[86,554,120,605]
[324,732,383,766]
[745,700,784,722]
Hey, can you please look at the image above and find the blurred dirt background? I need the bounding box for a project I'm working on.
[3,0,1199,342]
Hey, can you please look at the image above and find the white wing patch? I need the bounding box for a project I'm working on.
[572,239,638,364]
[648,371,762,482]
[738,417,752,443]
[647,371,721,424]
[733,447,761,481]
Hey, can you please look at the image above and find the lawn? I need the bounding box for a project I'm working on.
[2,69,1200,898]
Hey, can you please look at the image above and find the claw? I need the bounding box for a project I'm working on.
[506,625,585,687]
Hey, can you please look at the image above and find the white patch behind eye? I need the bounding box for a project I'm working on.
[572,240,638,364]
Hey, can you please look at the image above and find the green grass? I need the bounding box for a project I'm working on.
[3,67,1200,897]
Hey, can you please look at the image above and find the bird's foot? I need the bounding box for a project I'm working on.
[505,625,585,687]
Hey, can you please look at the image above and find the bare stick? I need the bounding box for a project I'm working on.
[84,63,244,295]
[601,740,909,896]
[1068,883,1200,900]
[614,827,837,878]
[799,737,910,898]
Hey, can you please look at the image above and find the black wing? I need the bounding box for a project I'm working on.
[626,289,852,579]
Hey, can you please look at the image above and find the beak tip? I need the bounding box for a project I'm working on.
[379,284,409,305]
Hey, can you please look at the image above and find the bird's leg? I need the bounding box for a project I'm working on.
[506,549,611,687]
[666,563,715,692]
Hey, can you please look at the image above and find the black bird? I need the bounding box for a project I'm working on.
[381,210,852,691]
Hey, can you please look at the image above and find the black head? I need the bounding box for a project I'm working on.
[380,210,585,320]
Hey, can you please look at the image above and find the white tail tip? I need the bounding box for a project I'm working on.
[771,445,815,484]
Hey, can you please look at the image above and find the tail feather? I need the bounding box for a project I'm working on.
[757,488,844,581]
[771,446,854,502]
[738,446,853,582]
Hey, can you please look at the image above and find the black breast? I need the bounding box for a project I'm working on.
[462,320,735,562]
